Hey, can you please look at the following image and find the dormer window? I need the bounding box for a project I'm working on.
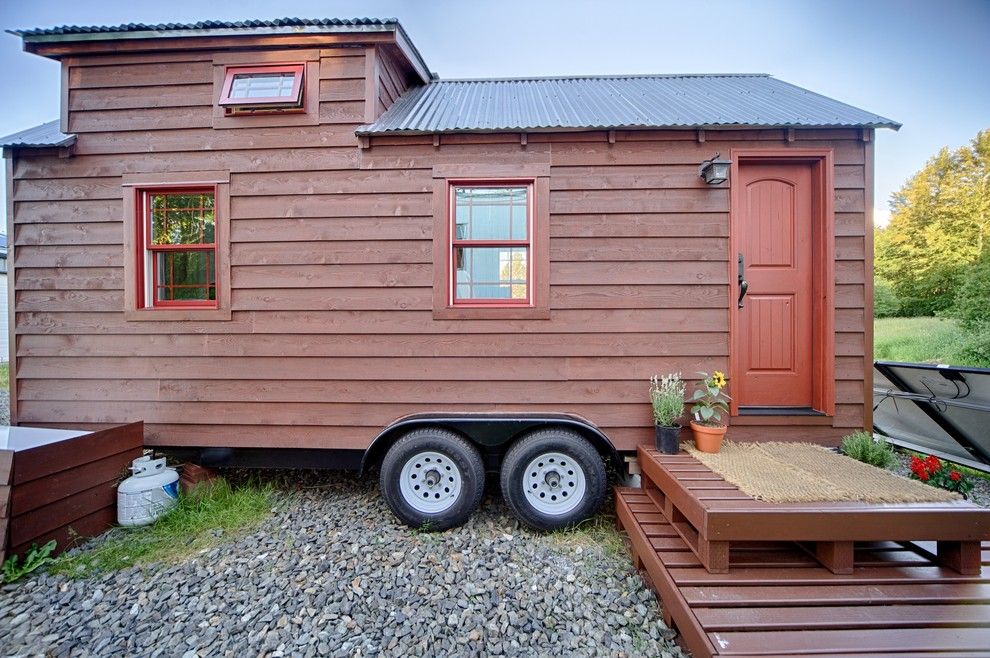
[219,64,305,115]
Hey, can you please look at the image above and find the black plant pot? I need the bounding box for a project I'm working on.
[655,425,681,454]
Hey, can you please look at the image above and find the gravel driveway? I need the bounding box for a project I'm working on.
[1,472,683,658]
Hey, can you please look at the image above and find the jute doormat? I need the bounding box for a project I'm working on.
[683,441,961,503]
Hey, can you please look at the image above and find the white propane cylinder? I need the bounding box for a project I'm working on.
[117,455,180,527]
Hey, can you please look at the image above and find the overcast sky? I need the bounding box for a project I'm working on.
[1,0,988,230]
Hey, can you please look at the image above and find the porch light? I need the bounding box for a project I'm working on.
[699,153,731,185]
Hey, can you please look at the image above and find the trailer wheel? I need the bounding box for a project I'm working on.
[379,427,485,531]
[500,429,606,531]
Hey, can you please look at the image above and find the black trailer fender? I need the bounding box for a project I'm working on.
[360,412,621,475]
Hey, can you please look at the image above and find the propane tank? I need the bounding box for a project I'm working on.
[117,455,180,527]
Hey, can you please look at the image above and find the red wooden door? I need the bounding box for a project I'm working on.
[735,161,814,408]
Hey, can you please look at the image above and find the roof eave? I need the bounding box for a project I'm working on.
[0,135,76,151]
[356,122,902,136]
[14,22,433,83]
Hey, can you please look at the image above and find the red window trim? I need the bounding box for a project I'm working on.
[447,180,535,308]
[218,63,305,109]
[136,186,219,310]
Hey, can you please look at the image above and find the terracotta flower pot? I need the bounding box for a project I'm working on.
[690,421,727,453]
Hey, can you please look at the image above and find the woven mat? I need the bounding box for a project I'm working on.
[683,441,961,503]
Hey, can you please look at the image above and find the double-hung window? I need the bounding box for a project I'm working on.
[450,184,533,306]
[138,189,217,308]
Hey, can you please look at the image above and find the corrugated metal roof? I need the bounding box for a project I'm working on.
[0,120,75,149]
[9,17,433,83]
[9,17,395,37]
[358,74,900,134]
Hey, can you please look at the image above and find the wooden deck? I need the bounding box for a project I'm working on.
[615,447,990,657]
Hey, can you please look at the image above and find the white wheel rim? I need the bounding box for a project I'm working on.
[399,451,463,514]
[522,452,586,516]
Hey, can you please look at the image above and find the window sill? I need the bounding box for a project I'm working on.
[124,307,232,322]
[433,305,550,320]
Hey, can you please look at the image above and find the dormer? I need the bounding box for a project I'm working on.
[9,18,431,136]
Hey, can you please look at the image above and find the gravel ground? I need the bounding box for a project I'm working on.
[0,471,684,658]
[0,390,9,425]
[889,452,990,508]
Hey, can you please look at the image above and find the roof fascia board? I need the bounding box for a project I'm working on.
[21,27,432,80]
[356,123,897,136]
[20,23,399,44]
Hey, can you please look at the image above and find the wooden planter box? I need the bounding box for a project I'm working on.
[0,422,143,563]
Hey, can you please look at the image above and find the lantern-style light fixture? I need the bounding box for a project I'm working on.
[699,152,732,185]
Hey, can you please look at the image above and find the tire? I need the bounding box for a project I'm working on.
[500,428,607,531]
[379,427,485,531]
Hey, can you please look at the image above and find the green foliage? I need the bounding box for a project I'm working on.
[690,371,730,427]
[947,250,990,366]
[908,454,975,496]
[874,317,969,365]
[840,431,896,468]
[1,540,57,583]
[875,129,990,316]
[873,277,901,318]
[649,373,685,427]
[51,478,273,579]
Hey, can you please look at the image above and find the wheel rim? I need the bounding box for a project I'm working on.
[522,452,586,516]
[399,451,463,514]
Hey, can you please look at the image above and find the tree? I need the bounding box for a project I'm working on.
[875,129,990,316]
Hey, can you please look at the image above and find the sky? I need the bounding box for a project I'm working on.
[0,0,988,230]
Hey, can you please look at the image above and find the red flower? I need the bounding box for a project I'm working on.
[950,471,962,482]
[917,470,930,481]
[924,455,941,473]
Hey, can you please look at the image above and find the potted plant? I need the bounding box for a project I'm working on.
[650,373,685,454]
[689,371,731,453]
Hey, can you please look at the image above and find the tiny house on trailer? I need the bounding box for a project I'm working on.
[1,18,899,530]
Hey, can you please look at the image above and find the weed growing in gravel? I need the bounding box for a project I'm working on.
[50,478,274,579]
[546,513,627,559]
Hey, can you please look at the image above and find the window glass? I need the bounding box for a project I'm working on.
[229,72,298,99]
[454,187,528,241]
[154,251,216,302]
[150,193,215,246]
[454,247,528,301]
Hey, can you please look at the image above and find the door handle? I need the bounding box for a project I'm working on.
[737,253,749,309]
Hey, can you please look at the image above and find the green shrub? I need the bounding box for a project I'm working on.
[649,373,685,427]
[841,431,897,468]
[948,251,990,367]
[873,278,901,318]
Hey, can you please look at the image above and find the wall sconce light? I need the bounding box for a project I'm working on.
[699,153,731,185]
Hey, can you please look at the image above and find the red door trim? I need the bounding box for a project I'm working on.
[728,148,835,417]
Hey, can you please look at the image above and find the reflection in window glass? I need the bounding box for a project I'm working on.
[451,185,531,304]
[454,187,528,241]
[454,247,528,301]
[230,72,298,99]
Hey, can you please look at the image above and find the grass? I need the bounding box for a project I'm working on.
[546,512,627,559]
[0,362,8,389]
[874,317,969,365]
[50,478,275,579]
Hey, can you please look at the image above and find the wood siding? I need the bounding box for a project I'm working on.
[1,423,143,560]
[8,45,871,453]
